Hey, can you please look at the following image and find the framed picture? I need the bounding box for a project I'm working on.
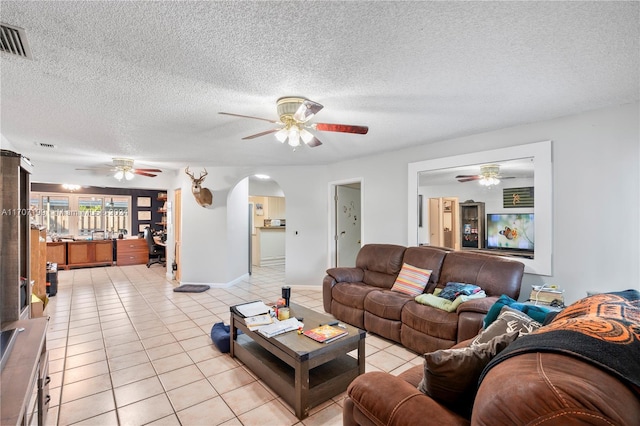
[256,203,264,216]
[137,196,151,207]
[139,224,149,233]
[138,210,151,221]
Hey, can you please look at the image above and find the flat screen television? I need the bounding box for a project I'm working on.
[486,213,534,252]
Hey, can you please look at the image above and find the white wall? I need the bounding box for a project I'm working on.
[8,103,638,304]
[327,103,639,304]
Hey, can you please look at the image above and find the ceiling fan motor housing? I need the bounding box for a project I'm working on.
[276,97,305,122]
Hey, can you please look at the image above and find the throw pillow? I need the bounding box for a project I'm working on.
[483,294,552,328]
[472,306,542,346]
[419,331,519,415]
[438,282,482,301]
[391,263,432,296]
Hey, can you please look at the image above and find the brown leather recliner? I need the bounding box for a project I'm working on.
[344,341,640,426]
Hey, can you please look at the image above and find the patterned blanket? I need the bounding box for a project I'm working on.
[479,289,640,388]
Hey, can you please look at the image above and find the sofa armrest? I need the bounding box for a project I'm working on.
[326,267,364,283]
[347,372,469,426]
[456,296,498,315]
[455,297,498,342]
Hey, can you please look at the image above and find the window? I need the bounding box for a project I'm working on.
[30,192,131,238]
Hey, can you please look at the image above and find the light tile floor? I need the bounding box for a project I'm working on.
[44,264,423,426]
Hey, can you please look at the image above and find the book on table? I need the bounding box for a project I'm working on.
[244,314,274,330]
[303,324,348,343]
[235,301,272,317]
[257,318,303,338]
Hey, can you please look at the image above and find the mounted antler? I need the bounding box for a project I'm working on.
[185,166,213,207]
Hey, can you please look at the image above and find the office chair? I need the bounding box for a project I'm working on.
[144,227,166,268]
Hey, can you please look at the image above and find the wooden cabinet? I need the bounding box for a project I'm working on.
[46,242,67,267]
[460,201,485,249]
[1,150,33,325]
[30,227,47,301]
[267,197,286,219]
[116,239,148,266]
[66,241,113,268]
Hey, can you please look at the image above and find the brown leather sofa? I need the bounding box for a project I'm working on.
[344,290,640,425]
[323,244,525,354]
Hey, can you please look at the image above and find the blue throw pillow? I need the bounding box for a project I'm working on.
[484,295,552,328]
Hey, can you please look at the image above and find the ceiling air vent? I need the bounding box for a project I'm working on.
[0,23,32,59]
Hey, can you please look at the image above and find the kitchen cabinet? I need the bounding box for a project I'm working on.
[267,196,286,219]
[66,241,113,268]
[116,238,148,266]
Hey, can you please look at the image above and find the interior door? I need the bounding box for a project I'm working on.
[429,198,441,246]
[174,188,182,281]
[336,184,361,267]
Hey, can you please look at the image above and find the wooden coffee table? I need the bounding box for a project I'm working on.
[230,302,366,419]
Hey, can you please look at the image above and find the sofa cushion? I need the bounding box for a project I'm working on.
[402,301,459,342]
[438,251,524,299]
[472,306,541,345]
[418,330,519,415]
[401,246,448,292]
[355,244,406,289]
[364,289,412,320]
[332,282,377,309]
[390,263,432,296]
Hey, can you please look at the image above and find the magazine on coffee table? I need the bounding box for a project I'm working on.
[303,324,348,343]
[257,318,303,338]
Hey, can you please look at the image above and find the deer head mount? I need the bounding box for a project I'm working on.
[185,167,213,208]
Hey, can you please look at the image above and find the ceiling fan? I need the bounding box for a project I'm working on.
[219,97,368,148]
[76,158,162,180]
[456,164,515,186]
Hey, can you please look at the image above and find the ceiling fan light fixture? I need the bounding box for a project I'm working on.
[114,170,124,180]
[125,170,135,180]
[288,126,301,147]
[480,176,500,186]
[275,128,289,143]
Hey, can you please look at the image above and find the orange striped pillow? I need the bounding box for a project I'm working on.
[391,263,432,296]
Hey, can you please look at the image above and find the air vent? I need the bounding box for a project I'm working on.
[36,142,56,149]
[0,23,32,59]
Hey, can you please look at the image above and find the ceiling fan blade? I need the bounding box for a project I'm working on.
[135,168,162,173]
[219,112,279,124]
[458,176,481,182]
[293,99,323,123]
[241,128,280,140]
[133,171,157,177]
[313,123,369,135]
[75,167,113,172]
[305,135,323,147]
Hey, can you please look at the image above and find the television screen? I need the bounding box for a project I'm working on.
[486,213,534,252]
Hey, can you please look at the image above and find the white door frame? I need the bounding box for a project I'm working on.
[328,178,364,268]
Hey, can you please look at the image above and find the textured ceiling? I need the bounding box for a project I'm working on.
[1,1,638,173]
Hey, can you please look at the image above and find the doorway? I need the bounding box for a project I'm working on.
[248,176,286,268]
[332,181,362,267]
[428,197,458,249]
